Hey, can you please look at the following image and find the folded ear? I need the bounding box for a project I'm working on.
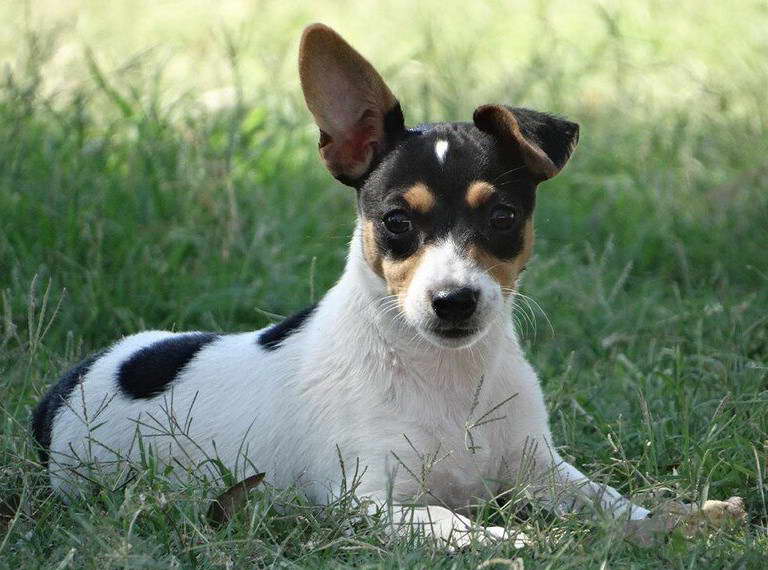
[473,105,579,182]
[299,24,405,187]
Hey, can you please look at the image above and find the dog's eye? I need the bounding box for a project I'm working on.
[489,205,516,230]
[383,210,413,234]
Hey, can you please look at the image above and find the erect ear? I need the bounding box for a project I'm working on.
[299,24,405,187]
[473,104,579,183]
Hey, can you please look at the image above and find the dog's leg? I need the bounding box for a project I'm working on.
[550,458,650,520]
[525,453,650,520]
[519,452,746,546]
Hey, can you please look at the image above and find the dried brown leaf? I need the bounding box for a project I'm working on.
[206,473,265,528]
[0,494,21,531]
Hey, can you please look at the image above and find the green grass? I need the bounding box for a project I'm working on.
[1,1,767,567]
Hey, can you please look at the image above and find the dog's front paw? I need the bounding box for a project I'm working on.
[443,525,529,552]
[625,496,746,547]
[482,525,530,549]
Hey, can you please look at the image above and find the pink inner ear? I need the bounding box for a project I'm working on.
[319,110,382,180]
[299,24,398,182]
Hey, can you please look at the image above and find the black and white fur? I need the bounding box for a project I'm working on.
[33,24,651,547]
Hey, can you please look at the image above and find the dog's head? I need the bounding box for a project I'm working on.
[299,24,579,349]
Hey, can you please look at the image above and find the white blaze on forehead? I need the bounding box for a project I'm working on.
[434,139,449,164]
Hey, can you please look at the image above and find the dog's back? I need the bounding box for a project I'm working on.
[33,322,310,496]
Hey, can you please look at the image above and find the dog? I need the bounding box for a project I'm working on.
[33,23,714,548]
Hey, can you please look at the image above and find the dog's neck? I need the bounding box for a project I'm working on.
[313,223,520,387]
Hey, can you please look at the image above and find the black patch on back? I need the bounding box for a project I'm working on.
[258,304,318,351]
[32,351,104,466]
[118,333,219,400]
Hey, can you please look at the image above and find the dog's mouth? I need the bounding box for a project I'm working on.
[420,323,487,349]
[431,326,480,339]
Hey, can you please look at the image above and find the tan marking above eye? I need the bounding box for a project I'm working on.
[402,183,436,213]
[465,181,496,208]
[469,220,534,293]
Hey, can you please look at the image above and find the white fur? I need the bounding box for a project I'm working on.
[434,139,449,164]
[46,223,649,548]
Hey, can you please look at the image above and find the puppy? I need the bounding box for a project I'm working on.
[33,23,656,548]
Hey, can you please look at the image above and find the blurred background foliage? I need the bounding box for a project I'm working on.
[1,0,765,344]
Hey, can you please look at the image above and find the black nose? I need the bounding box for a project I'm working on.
[431,287,479,322]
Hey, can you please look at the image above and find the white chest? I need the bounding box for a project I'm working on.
[294,354,519,509]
